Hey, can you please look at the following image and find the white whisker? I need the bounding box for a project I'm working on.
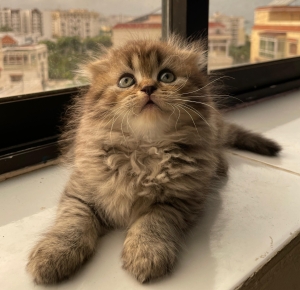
[180,76,229,96]
[165,102,176,121]
[109,109,124,151]
[175,105,181,131]
[120,109,130,148]
[174,99,220,113]
[180,103,211,128]
[176,104,200,137]
[126,110,136,137]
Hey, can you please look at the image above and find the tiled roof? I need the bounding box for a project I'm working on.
[209,22,225,28]
[113,23,161,29]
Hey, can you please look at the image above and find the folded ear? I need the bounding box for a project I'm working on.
[76,59,109,84]
[87,59,109,77]
[167,34,207,72]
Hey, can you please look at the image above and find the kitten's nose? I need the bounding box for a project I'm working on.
[141,85,157,96]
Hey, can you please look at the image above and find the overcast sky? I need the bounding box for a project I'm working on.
[1,0,300,19]
[1,0,161,16]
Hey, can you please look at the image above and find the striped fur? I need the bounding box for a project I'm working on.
[27,36,281,284]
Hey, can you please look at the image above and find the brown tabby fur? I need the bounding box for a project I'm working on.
[27,36,281,284]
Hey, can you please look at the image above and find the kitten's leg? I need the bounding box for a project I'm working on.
[122,202,196,283]
[27,190,108,284]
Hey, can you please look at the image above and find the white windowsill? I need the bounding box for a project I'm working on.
[1,89,300,290]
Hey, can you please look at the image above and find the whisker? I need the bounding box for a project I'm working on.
[120,109,130,149]
[130,105,139,116]
[103,107,123,126]
[99,109,118,121]
[176,104,200,137]
[175,105,181,131]
[210,95,243,104]
[165,102,176,121]
[179,103,211,128]
[126,110,136,137]
[174,99,220,113]
[109,109,124,151]
[180,76,229,96]
[172,73,191,94]
[170,94,242,104]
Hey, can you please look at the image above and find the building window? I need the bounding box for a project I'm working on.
[10,74,23,82]
[259,37,285,59]
[289,43,298,55]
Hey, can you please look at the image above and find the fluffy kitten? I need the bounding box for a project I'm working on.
[27,37,281,284]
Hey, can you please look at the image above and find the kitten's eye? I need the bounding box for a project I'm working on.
[158,69,176,83]
[118,74,135,88]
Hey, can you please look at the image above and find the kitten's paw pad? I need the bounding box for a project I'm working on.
[122,240,175,283]
[27,239,73,284]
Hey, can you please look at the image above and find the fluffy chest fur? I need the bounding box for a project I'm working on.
[74,131,217,227]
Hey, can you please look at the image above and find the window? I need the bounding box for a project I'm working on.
[259,37,282,59]
[209,0,300,69]
[289,42,298,55]
[1,0,300,175]
[0,0,162,174]
[10,74,23,82]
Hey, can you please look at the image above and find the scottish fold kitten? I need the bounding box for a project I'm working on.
[27,37,281,284]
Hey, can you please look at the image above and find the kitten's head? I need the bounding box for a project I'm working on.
[81,36,213,140]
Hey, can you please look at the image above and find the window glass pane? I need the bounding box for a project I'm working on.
[0,1,161,98]
[209,0,300,71]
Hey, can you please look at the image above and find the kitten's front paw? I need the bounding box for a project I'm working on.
[122,237,176,283]
[27,238,74,284]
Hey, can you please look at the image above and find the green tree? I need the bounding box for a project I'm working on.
[229,36,251,65]
[57,36,82,54]
[48,52,80,79]
[83,35,112,51]
[0,25,13,32]
[39,40,57,51]
[40,35,112,80]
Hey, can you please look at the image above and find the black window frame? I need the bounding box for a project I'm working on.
[1,0,300,175]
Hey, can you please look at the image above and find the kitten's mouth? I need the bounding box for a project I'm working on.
[143,99,159,110]
[146,100,155,105]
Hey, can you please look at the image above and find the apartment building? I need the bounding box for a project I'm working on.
[0,8,52,39]
[52,9,100,38]
[210,13,246,47]
[251,5,300,62]
[112,13,161,46]
[0,8,10,29]
[0,36,48,97]
[0,8,33,34]
[208,22,233,70]
[0,8,22,33]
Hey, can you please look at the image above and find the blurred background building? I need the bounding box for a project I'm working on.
[251,0,300,62]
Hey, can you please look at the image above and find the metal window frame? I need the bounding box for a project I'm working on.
[1,0,300,175]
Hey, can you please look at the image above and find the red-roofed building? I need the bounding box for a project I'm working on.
[1,35,18,47]
[112,12,161,46]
